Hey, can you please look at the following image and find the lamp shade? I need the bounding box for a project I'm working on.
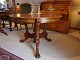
[6,0,9,3]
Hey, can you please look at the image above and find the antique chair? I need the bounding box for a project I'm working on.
[0,7,14,31]
[20,3,31,13]
[0,19,7,35]
[14,3,32,30]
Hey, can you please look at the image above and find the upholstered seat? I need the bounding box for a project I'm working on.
[15,3,32,30]
[20,3,31,13]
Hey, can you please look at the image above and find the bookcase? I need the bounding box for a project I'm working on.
[40,0,72,33]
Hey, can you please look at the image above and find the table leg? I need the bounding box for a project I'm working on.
[33,23,51,42]
[35,23,40,58]
[20,24,33,42]
[43,24,51,41]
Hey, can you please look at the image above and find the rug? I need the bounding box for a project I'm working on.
[0,47,24,60]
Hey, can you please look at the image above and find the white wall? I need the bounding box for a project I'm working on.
[71,6,80,29]
[71,0,80,29]
[14,0,45,12]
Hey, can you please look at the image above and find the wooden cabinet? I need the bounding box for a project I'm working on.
[40,0,72,33]
[45,20,69,33]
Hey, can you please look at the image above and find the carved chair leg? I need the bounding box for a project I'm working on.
[14,22,18,31]
[9,18,12,31]
[2,20,5,28]
[16,25,18,31]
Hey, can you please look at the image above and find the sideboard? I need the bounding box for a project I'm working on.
[40,0,72,33]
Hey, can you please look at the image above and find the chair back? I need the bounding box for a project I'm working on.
[20,3,31,13]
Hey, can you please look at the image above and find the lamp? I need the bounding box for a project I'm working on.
[6,0,9,3]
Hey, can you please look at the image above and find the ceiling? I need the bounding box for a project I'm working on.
[15,0,80,6]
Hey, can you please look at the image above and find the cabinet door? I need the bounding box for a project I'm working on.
[55,20,69,33]
[46,20,69,33]
[46,21,56,30]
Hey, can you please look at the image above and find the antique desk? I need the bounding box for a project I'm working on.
[10,13,62,58]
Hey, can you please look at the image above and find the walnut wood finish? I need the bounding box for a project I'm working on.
[40,0,72,33]
[10,13,61,58]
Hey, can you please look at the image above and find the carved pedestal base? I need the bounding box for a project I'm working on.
[20,23,51,58]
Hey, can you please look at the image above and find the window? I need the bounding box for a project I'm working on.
[0,0,5,5]
[0,0,7,9]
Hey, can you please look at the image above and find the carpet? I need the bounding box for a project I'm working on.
[0,47,23,60]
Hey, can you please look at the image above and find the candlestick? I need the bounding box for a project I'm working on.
[31,5,34,14]
[37,4,40,14]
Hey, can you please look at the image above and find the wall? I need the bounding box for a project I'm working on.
[71,0,80,29]
[71,6,80,29]
[14,0,45,12]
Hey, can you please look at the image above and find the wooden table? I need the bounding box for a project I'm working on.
[10,13,61,58]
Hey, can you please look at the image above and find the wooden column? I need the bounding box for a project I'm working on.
[12,0,16,13]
